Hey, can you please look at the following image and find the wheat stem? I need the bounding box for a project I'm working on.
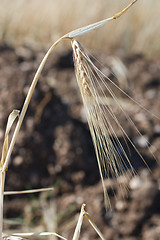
[0,172,5,240]
[72,204,86,240]
[84,212,106,240]
[2,36,67,172]
[10,232,67,240]
[4,187,54,196]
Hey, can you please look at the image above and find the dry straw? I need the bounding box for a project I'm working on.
[1,0,154,239]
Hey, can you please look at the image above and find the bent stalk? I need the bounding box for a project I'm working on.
[2,36,67,172]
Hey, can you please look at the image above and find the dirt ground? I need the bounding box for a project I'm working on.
[0,42,160,240]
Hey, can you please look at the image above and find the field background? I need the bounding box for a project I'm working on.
[0,0,160,56]
[0,1,160,240]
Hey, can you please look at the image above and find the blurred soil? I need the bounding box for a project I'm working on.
[0,43,160,240]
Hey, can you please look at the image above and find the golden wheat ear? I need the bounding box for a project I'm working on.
[71,39,158,210]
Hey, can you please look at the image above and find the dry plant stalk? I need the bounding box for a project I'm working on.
[0,1,141,239]
[0,110,20,239]
[72,204,106,240]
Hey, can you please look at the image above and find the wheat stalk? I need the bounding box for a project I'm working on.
[1,0,138,172]
[0,1,138,238]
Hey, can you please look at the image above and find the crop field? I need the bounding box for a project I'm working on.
[0,0,160,56]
